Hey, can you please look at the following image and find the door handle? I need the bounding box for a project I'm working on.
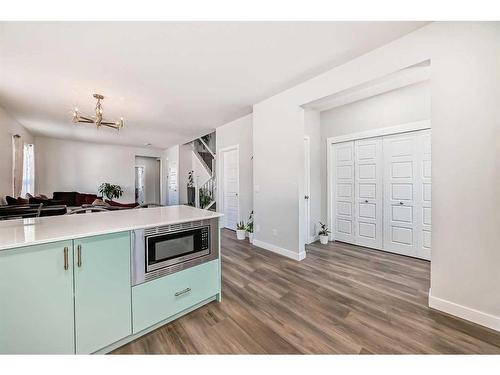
[77,244,82,268]
[304,195,309,199]
[364,200,369,203]
[399,202,404,205]
[63,247,69,270]
[175,287,191,297]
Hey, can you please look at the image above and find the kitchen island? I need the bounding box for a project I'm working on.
[0,205,223,354]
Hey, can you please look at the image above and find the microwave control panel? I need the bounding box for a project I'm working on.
[201,226,210,250]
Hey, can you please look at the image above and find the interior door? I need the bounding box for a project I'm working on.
[222,147,239,231]
[332,141,355,243]
[0,241,75,354]
[383,133,418,257]
[74,233,132,354]
[354,137,383,249]
[304,136,311,244]
[167,160,179,205]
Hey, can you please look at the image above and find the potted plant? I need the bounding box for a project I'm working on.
[199,187,211,209]
[318,222,330,245]
[187,171,195,206]
[236,221,246,240]
[246,211,254,243]
[98,183,123,201]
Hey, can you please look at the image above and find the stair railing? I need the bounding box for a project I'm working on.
[198,176,216,209]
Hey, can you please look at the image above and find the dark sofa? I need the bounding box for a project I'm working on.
[0,204,67,220]
[53,191,99,206]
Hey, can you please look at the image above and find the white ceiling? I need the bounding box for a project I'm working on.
[0,22,428,149]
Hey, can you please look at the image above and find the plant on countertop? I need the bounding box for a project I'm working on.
[318,221,330,245]
[98,183,123,201]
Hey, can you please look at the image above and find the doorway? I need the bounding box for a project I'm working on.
[135,166,145,205]
[219,145,240,231]
[327,124,432,260]
[304,136,311,244]
[167,160,179,205]
[135,156,161,205]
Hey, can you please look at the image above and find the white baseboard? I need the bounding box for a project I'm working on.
[252,239,306,261]
[429,290,500,332]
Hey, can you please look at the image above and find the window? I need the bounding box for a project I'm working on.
[21,143,35,198]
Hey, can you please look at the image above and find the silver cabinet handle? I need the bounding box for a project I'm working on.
[175,287,191,297]
[63,247,69,270]
[77,244,82,268]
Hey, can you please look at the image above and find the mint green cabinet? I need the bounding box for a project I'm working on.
[0,241,75,354]
[132,259,220,333]
[74,232,132,354]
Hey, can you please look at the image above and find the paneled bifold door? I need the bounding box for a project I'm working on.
[332,142,355,243]
[331,129,431,260]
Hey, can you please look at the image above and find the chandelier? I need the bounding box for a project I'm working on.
[72,94,124,130]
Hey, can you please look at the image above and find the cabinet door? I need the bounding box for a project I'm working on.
[74,232,132,354]
[0,241,75,354]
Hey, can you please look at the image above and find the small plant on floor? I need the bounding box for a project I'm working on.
[236,221,246,240]
[98,183,123,201]
[318,221,330,245]
[246,211,254,243]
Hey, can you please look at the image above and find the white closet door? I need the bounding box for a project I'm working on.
[383,133,418,257]
[354,138,383,249]
[417,130,432,260]
[332,141,355,243]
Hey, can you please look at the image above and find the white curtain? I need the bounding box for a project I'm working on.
[12,135,23,197]
[21,144,35,197]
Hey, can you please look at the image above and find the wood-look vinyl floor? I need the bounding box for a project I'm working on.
[113,229,500,354]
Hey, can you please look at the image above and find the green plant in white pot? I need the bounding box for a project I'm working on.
[246,211,254,244]
[236,221,246,240]
[318,222,330,245]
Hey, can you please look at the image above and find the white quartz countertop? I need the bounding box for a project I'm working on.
[0,205,223,251]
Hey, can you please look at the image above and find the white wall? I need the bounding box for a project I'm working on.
[321,81,430,137]
[304,109,321,242]
[319,81,430,221]
[35,136,164,203]
[216,114,253,226]
[0,107,34,202]
[253,22,500,329]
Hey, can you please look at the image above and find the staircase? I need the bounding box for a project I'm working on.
[192,132,216,211]
[199,176,216,210]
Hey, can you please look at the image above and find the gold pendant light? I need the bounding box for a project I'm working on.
[72,94,124,130]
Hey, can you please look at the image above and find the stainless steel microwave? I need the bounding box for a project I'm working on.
[131,218,218,286]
